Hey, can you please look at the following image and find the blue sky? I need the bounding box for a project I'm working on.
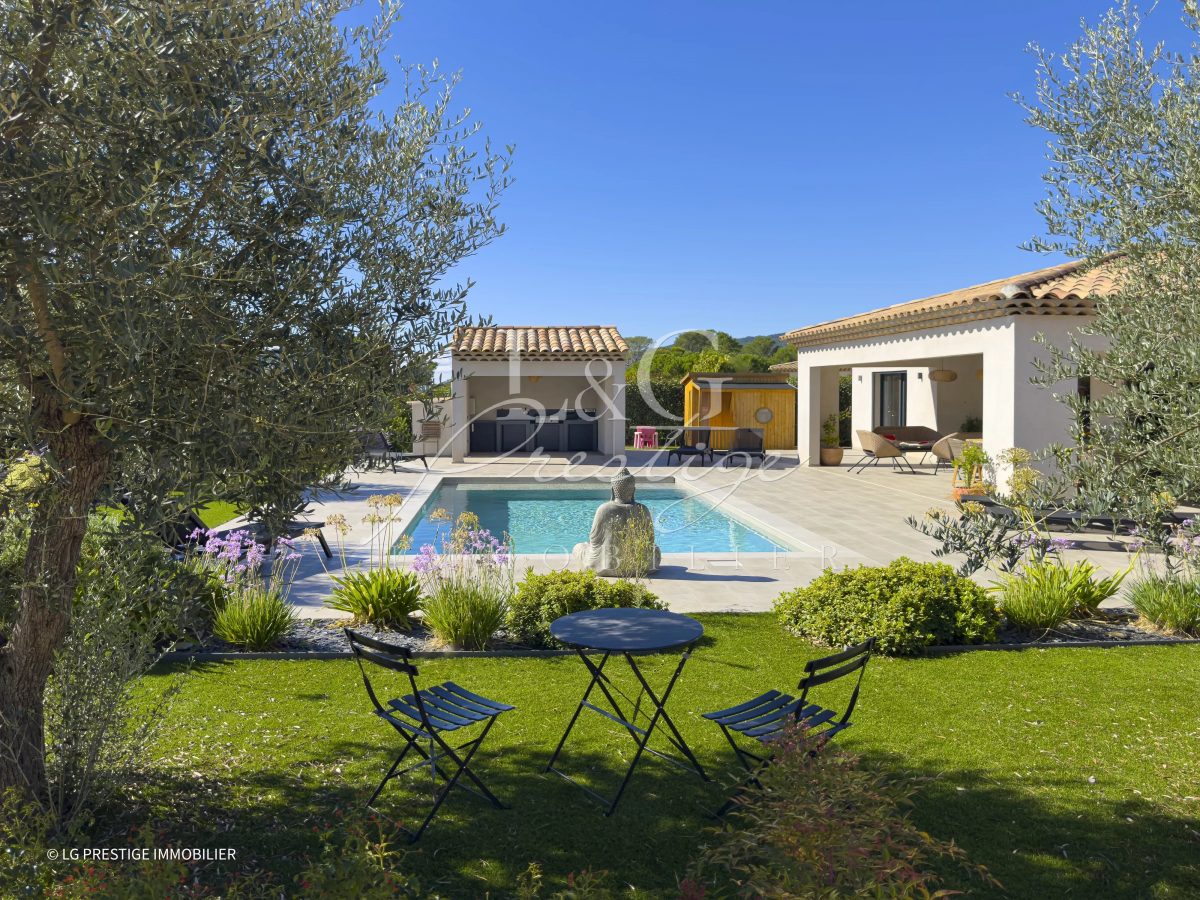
[355,2,1187,340]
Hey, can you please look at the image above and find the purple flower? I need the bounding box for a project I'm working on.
[1049,536,1076,552]
[245,542,266,568]
[188,527,206,542]
[412,544,440,574]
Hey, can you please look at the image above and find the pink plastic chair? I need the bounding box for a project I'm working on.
[633,426,659,449]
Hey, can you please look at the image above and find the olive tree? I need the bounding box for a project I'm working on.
[1018,2,1200,529]
[0,0,509,804]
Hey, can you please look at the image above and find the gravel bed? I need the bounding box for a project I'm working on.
[171,618,534,654]
[994,614,1181,645]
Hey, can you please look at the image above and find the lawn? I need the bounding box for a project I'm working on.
[197,500,241,528]
[128,614,1200,897]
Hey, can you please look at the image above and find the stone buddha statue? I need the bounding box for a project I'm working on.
[572,467,662,577]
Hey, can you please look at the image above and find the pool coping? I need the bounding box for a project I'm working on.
[378,472,857,561]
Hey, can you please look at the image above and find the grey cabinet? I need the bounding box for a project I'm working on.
[566,421,597,452]
[498,421,531,452]
[469,421,496,453]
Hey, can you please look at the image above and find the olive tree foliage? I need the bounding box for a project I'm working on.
[1017,1,1200,530]
[0,0,510,805]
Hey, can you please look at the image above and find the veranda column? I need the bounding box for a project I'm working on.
[795,360,822,465]
[450,368,470,463]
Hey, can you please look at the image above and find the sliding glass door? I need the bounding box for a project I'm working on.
[876,372,907,428]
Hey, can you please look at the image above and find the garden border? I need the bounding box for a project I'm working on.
[159,647,577,662]
[921,635,1200,655]
[160,635,1200,663]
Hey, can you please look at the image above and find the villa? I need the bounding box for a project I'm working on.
[779,258,1118,473]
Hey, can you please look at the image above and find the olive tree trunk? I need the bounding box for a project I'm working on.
[0,395,109,805]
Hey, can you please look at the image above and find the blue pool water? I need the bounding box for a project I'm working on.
[395,483,787,555]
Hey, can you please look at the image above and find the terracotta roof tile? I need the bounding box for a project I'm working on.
[782,259,1120,349]
[451,325,629,359]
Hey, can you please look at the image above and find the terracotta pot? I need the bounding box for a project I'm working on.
[819,447,844,467]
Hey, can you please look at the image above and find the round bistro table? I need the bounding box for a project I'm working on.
[543,607,710,815]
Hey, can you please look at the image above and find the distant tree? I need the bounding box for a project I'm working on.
[673,331,715,353]
[624,335,654,363]
[770,346,795,367]
[693,349,733,372]
[0,0,509,805]
[673,330,741,354]
[741,335,779,358]
[714,331,742,353]
[1018,2,1200,528]
[728,353,769,373]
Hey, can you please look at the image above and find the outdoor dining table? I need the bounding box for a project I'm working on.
[544,607,710,815]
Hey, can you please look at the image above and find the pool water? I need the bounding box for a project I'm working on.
[395,483,787,555]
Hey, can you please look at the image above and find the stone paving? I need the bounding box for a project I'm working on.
[250,449,1139,619]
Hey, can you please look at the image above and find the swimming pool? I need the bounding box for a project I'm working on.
[394,482,789,555]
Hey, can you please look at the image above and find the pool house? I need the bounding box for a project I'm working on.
[446,325,630,462]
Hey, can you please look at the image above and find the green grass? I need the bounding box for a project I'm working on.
[130,614,1200,897]
[196,500,241,528]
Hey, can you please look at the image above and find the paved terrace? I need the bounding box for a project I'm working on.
[264,450,1139,619]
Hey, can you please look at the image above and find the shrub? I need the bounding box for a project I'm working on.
[774,557,1000,655]
[508,569,663,648]
[991,558,1128,631]
[421,582,508,651]
[413,512,514,650]
[686,724,995,898]
[1128,575,1200,635]
[212,589,295,650]
[40,515,194,828]
[328,567,423,629]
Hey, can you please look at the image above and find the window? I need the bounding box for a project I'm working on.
[876,372,907,428]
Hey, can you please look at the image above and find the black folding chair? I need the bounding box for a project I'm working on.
[344,628,514,842]
[703,637,874,815]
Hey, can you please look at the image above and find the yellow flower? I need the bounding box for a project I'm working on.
[429,508,451,522]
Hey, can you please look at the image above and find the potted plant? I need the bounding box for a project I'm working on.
[819,414,844,466]
[951,441,989,500]
[416,393,447,440]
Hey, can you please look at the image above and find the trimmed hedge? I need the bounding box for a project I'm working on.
[507,569,663,648]
[623,380,686,437]
[774,557,1000,655]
